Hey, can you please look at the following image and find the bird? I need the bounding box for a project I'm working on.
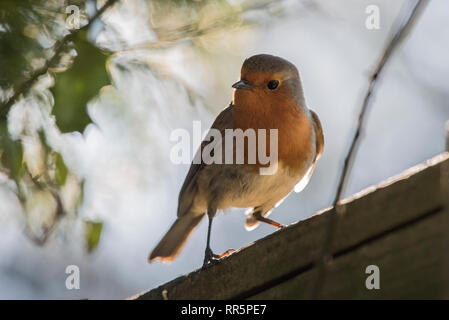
[148,54,324,266]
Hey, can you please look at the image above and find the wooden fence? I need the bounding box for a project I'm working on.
[135,151,449,299]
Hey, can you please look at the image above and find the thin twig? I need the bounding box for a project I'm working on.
[309,0,430,299]
[0,0,119,120]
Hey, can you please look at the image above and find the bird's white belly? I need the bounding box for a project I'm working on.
[219,161,311,210]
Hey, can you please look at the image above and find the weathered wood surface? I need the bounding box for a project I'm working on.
[136,152,449,300]
[252,208,449,299]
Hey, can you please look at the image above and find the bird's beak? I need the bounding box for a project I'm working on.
[232,79,254,90]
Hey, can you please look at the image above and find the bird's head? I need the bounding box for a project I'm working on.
[232,54,306,109]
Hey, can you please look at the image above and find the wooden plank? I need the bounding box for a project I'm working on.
[136,153,449,300]
[250,208,449,299]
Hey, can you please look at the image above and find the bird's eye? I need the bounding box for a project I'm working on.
[267,80,279,90]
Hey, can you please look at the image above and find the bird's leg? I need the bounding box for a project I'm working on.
[203,213,219,267]
[202,210,235,267]
[253,210,286,229]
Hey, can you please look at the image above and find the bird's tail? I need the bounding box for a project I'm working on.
[148,213,205,263]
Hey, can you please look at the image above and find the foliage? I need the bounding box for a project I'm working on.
[84,219,103,252]
[0,0,64,89]
[0,0,284,251]
[51,30,110,133]
[0,122,23,181]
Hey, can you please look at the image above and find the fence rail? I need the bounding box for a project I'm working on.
[134,151,449,300]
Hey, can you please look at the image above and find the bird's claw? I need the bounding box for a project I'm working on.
[203,248,219,267]
[202,248,236,268]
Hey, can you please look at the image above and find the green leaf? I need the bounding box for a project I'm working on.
[37,130,51,154]
[51,30,110,133]
[0,122,24,181]
[75,179,85,214]
[84,219,103,253]
[54,152,68,186]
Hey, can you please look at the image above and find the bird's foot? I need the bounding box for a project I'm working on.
[202,248,236,268]
[203,248,219,267]
[275,223,286,230]
[216,248,236,258]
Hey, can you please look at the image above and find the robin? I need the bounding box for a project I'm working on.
[149,54,324,266]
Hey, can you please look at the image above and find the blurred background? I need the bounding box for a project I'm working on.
[0,0,448,299]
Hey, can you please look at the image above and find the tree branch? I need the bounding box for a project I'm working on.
[0,0,119,120]
[309,0,430,299]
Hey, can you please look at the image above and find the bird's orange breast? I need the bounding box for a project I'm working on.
[233,94,314,172]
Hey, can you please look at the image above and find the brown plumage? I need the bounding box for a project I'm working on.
[149,54,324,265]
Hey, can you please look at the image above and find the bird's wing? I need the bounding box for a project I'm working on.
[293,109,323,193]
[310,109,324,162]
[177,104,234,217]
